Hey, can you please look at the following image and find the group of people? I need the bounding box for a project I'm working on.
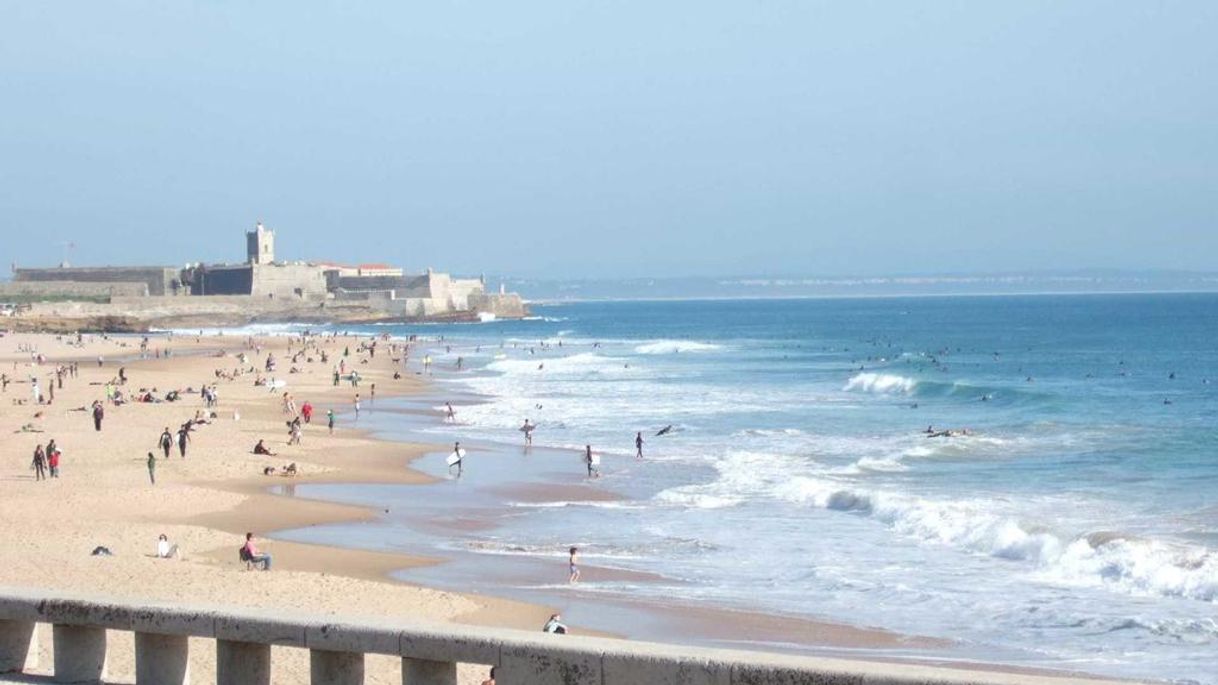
[30,440,61,480]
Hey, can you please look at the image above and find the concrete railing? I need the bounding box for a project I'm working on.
[0,587,1119,684]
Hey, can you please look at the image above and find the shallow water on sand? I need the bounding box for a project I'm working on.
[276,295,1218,683]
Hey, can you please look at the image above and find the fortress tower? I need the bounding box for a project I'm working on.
[246,221,275,265]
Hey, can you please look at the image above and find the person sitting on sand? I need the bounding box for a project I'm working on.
[157,534,180,559]
[242,532,272,570]
[253,440,275,456]
[282,463,298,476]
[542,614,568,634]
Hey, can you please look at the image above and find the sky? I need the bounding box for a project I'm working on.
[1,1,1215,279]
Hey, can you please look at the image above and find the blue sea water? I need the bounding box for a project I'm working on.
[285,294,1218,682]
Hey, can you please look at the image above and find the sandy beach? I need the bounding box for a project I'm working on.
[0,331,548,684]
[0,329,1125,684]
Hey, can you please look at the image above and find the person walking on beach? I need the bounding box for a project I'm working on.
[159,427,174,458]
[327,409,336,434]
[301,401,313,424]
[568,546,581,583]
[91,401,104,431]
[146,451,157,485]
[635,432,644,459]
[521,419,534,446]
[242,533,272,570]
[31,444,46,481]
[353,393,361,419]
[584,445,599,478]
[46,441,61,478]
[177,426,190,458]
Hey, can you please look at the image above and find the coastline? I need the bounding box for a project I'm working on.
[0,330,1131,684]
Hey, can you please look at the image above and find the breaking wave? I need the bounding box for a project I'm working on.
[844,373,918,394]
[773,477,1218,603]
[634,340,723,355]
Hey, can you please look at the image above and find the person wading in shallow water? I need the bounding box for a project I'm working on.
[584,445,599,478]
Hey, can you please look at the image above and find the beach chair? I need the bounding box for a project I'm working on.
[238,546,254,570]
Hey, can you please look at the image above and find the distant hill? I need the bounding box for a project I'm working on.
[498,270,1218,302]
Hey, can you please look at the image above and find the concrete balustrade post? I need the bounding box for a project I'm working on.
[0,620,38,673]
[401,657,458,685]
[216,640,272,685]
[310,649,364,685]
[52,624,107,684]
[134,632,190,684]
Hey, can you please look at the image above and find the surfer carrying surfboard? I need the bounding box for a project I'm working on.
[447,441,465,476]
[520,419,535,445]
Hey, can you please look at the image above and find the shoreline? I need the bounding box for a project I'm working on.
[0,329,1131,683]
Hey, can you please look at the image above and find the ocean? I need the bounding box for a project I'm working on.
[274,294,1218,683]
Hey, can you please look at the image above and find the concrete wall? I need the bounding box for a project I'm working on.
[0,588,1121,685]
[13,266,180,296]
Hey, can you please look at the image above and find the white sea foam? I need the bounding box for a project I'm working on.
[843,372,917,394]
[772,476,1218,603]
[633,340,723,355]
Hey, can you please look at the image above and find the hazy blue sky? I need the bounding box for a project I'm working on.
[1,1,1215,278]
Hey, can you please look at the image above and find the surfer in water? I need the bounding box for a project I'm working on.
[446,402,456,421]
[656,425,673,437]
[521,419,534,446]
[635,432,644,459]
[584,445,599,478]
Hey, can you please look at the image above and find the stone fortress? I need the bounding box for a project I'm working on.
[2,222,525,331]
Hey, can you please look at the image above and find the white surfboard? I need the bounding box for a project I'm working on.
[590,454,601,466]
[446,449,466,467]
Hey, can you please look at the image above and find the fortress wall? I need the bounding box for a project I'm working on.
[13,267,180,296]
[470,293,527,318]
[249,264,328,300]
[447,278,485,309]
[196,265,253,296]
[0,281,148,299]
